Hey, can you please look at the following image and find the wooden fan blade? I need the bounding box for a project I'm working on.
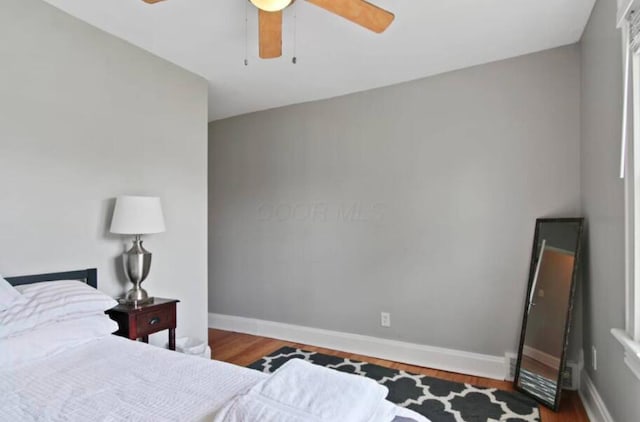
[306,0,394,33]
[142,0,165,4]
[259,9,283,59]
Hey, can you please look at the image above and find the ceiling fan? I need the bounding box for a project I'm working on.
[142,0,395,60]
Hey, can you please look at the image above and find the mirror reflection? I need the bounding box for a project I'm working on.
[515,218,583,410]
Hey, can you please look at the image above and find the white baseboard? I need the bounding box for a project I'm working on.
[209,313,507,380]
[523,345,561,369]
[579,370,614,422]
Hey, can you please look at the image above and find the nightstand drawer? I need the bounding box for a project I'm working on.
[106,297,179,350]
[135,306,175,338]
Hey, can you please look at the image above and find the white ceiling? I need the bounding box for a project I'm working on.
[42,0,595,121]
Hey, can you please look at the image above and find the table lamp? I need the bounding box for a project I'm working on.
[110,196,165,305]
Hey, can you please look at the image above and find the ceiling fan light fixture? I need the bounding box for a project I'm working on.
[250,0,292,12]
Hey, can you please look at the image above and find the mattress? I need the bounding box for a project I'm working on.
[0,335,267,422]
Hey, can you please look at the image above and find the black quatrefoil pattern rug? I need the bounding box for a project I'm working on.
[248,347,540,422]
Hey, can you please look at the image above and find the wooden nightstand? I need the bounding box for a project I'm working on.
[106,298,179,350]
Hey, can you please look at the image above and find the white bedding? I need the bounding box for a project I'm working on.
[214,359,398,422]
[0,314,118,366]
[0,335,267,422]
[0,334,428,422]
[1,280,117,338]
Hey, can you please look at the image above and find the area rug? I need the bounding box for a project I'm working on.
[248,347,540,422]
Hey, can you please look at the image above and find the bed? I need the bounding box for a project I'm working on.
[0,269,428,422]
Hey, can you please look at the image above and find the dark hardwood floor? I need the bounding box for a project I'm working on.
[209,329,589,422]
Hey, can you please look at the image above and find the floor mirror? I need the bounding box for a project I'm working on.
[514,217,584,411]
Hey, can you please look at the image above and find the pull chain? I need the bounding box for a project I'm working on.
[244,0,249,66]
[292,2,297,64]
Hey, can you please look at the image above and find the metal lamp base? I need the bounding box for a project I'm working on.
[121,236,154,306]
[120,286,153,306]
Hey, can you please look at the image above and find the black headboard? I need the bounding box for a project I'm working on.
[5,268,97,288]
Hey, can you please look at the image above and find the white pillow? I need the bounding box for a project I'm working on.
[0,275,23,311]
[0,280,117,338]
[0,314,118,367]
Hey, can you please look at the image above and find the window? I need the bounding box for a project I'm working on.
[615,5,640,380]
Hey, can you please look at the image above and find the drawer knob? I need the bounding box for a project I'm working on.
[149,316,161,325]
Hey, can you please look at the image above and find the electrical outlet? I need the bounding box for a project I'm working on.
[381,312,391,327]
[592,346,597,371]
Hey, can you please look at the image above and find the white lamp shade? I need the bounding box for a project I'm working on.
[110,196,166,235]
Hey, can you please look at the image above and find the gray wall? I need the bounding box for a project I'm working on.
[0,0,209,343]
[209,45,581,357]
[580,0,640,419]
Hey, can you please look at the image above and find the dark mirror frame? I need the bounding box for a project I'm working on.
[513,217,584,411]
